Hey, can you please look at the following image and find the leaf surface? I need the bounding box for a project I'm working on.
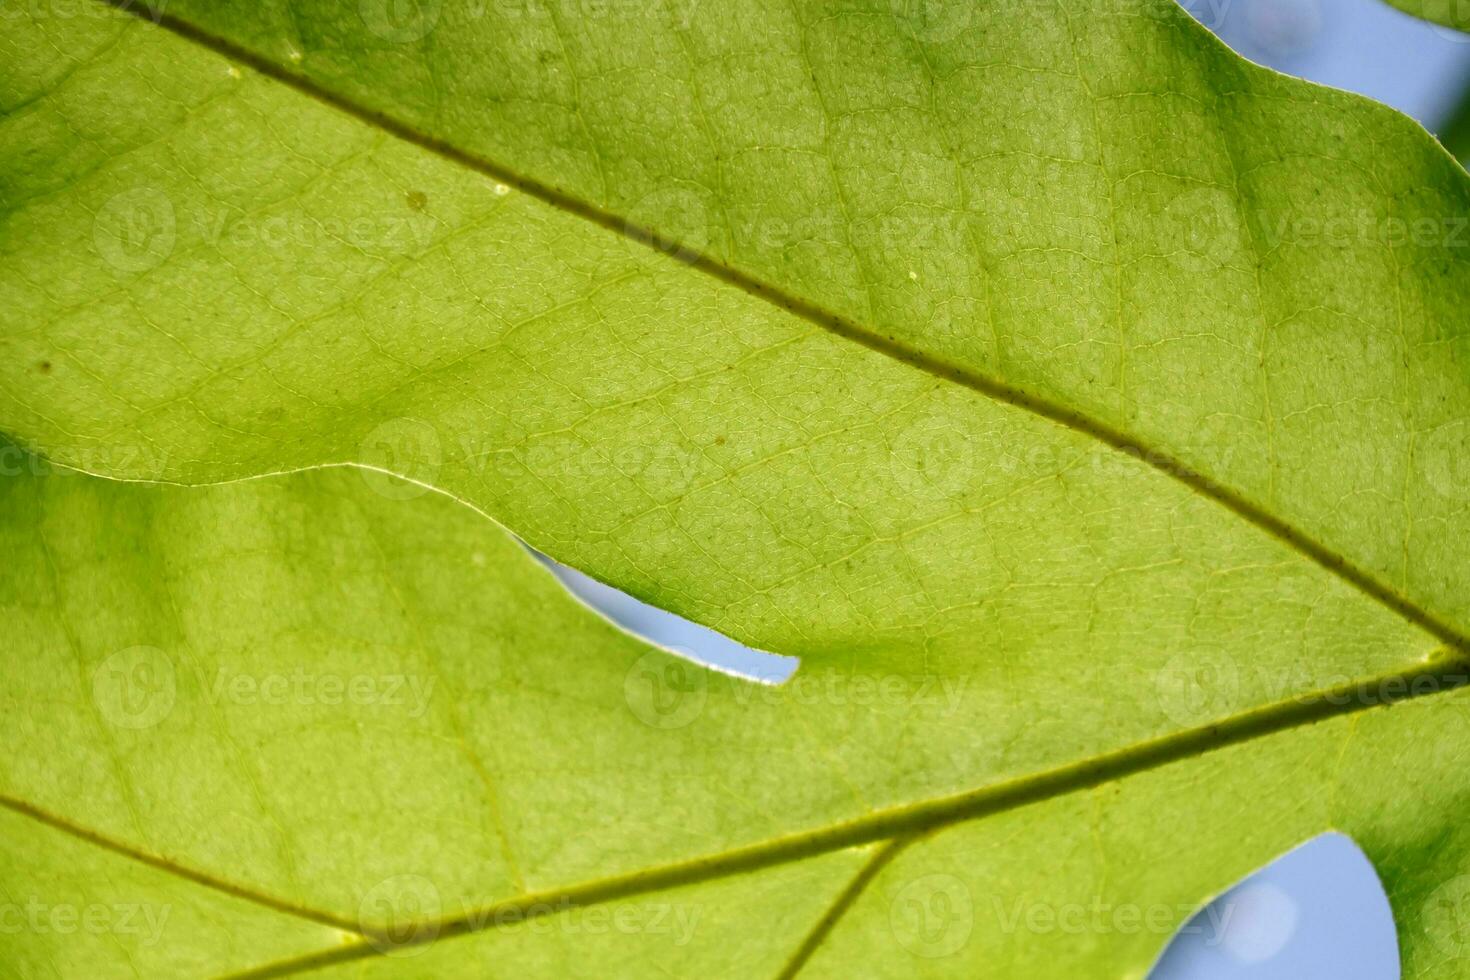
[1,0,1464,829]
[3,455,1470,977]
[2,0,1469,654]
[3,1,1470,974]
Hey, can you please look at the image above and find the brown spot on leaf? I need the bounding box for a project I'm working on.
[714,435,726,445]
[406,191,428,211]
[37,361,51,374]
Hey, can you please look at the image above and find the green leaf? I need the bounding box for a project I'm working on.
[1383,0,1470,34]
[2,0,1468,660]
[4,0,1470,974]
[3,452,1470,977]
[3,0,1465,829]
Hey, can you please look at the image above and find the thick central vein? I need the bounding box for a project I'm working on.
[96,0,1470,656]
[229,650,1470,977]
[231,650,1470,979]
[46,3,1470,974]
[3,649,1454,977]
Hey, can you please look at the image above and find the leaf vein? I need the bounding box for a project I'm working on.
[92,0,1470,656]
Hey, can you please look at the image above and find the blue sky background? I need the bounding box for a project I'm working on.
[546,4,1470,976]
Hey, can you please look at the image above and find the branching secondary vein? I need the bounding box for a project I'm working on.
[0,795,363,936]
[33,3,1467,975]
[6,649,1456,977]
[773,836,914,980]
